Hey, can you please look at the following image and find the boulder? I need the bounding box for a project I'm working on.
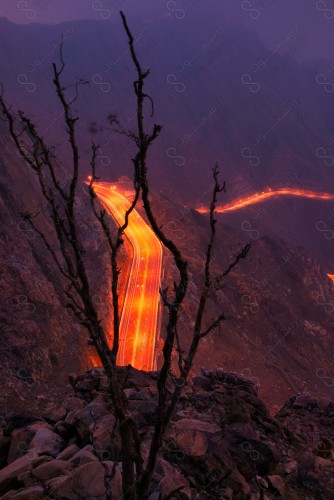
[156,458,191,500]
[315,456,334,470]
[0,454,34,495]
[32,459,74,482]
[0,485,45,499]
[70,445,98,465]
[47,460,122,499]
[224,468,250,497]
[7,422,53,463]
[283,460,297,474]
[169,419,221,458]
[91,414,118,460]
[0,432,11,468]
[267,475,285,496]
[69,397,109,441]
[56,444,80,461]
[43,396,86,423]
[28,428,64,458]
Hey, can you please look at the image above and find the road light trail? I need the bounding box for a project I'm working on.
[93,183,163,371]
[196,188,334,213]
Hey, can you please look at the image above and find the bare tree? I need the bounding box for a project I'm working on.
[0,11,250,499]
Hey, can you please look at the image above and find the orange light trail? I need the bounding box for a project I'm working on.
[328,274,334,283]
[92,182,163,371]
[196,188,334,213]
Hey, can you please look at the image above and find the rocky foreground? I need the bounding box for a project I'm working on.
[0,367,334,499]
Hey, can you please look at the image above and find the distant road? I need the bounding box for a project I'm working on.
[196,188,334,213]
[93,183,163,371]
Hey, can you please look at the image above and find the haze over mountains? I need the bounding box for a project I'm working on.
[1,9,334,201]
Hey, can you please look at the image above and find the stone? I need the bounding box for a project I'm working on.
[54,420,74,440]
[224,468,250,496]
[75,377,98,392]
[267,475,285,496]
[225,422,257,441]
[293,394,310,408]
[31,456,53,468]
[173,419,221,434]
[283,460,297,474]
[7,422,52,463]
[70,397,109,441]
[70,445,98,465]
[91,414,118,460]
[28,428,64,458]
[315,456,334,470]
[56,444,80,461]
[0,485,45,499]
[192,375,214,391]
[148,492,161,500]
[0,454,34,495]
[0,432,11,468]
[32,459,74,482]
[169,419,220,458]
[156,458,191,500]
[256,476,268,489]
[175,428,208,457]
[48,460,122,499]
[221,486,233,499]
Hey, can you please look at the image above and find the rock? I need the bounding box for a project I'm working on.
[31,456,53,468]
[56,444,80,460]
[315,456,334,470]
[28,428,64,458]
[148,492,161,500]
[0,485,45,499]
[256,475,268,489]
[192,375,214,391]
[293,394,311,408]
[174,428,208,457]
[2,415,37,437]
[283,460,297,474]
[70,445,98,465]
[249,494,270,500]
[54,420,74,440]
[47,460,122,499]
[75,377,98,392]
[173,419,221,435]
[215,367,224,378]
[0,432,11,468]
[91,414,118,460]
[169,419,220,458]
[7,422,53,463]
[70,396,109,441]
[297,452,316,479]
[221,486,233,499]
[267,475,285,496]
[32,459,74,482]
[43,397,86,423]
[224,468,250,497]
[156,458,191,500]
[225,422,257,441]
[0,454,34,495]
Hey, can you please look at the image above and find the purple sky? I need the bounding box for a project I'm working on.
[0,0,334,62]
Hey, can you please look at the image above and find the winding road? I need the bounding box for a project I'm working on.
[93,183,163,371]
[196,188,334,213]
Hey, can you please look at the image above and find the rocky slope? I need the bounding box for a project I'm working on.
[0,367,333,499]
[1,118,334,415]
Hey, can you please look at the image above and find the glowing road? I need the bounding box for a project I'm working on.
[196,188,334,213]
[93,183,163,371]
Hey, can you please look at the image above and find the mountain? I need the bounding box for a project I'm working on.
[0,13,333,203]
[0,13,333,415]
